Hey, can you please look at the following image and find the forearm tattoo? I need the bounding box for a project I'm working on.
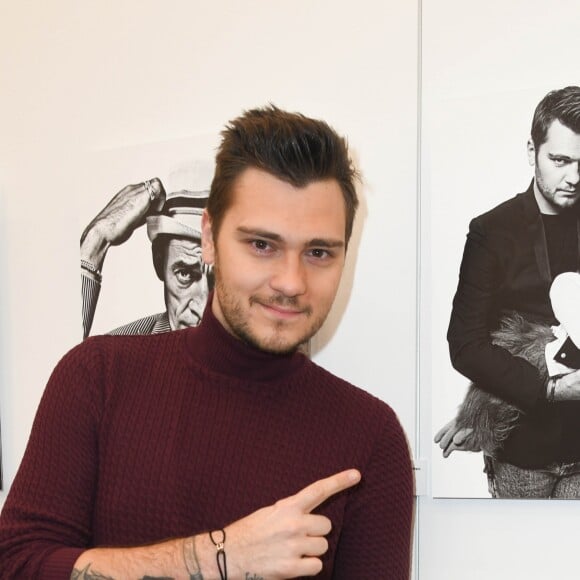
[245,574,264,580]
[71,568,176,580]
[70,541,204,580]
[183,536,204,580]
[70,565,114,579]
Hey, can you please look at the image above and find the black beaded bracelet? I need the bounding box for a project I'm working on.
[81,259,102,282]
[209,528,227,580]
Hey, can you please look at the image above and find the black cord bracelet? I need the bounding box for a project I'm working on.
[209,528,227,580]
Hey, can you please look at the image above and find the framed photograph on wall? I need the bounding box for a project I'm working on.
[78,136,219,341]
[428,85,580,499]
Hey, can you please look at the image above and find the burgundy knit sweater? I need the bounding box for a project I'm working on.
[0,306,414,579]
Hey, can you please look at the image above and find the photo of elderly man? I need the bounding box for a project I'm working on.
[80,178,213,338]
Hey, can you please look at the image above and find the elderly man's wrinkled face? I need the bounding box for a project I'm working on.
[163,238,211,330]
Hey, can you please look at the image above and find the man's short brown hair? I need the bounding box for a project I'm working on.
[207,105,359,245]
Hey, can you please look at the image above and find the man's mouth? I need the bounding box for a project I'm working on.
[261,302,305,318]
[252,296,310,319]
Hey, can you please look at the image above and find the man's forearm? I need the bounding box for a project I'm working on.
[80,224,110,272]
[71,534,217,580]
[448,220,551,410]
[69,469,361,580]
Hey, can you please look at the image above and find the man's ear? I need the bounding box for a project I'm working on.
[527,138,536,167]
[202,210,215,265]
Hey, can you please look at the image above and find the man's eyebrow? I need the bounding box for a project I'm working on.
[237,227,283,242]
[307,238,345,249]
[237,227,344,248]
[170,258,203,269]
[548,153,579,161]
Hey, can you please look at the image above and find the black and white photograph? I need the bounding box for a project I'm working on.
[431,87,580,499]
[78,139,218,340]
[433,85,580,499]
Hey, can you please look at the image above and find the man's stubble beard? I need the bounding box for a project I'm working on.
[213,259,327,355]
[535,162,580,212]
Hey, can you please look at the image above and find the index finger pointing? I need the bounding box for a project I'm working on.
[292,469,361,513]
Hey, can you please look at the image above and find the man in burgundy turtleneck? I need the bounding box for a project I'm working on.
[0,105,414,579]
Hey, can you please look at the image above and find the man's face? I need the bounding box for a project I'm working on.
[528,119,580,214]
[163,238,210,330]
[202,167,347,354]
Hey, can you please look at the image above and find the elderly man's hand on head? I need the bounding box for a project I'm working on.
[80,178,166,269]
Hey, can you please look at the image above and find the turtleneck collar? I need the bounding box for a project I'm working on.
[184,294,306,383]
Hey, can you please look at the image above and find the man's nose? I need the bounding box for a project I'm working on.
[270,254,307,297]
[566,161,580,186]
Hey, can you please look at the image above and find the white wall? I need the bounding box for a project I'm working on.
[5,1,579,578]
[0,0,419,559]
[419,0,580,578]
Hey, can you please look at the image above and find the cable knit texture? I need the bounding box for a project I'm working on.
[0,306,414,579]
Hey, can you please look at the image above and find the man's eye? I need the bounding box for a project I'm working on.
[308,248,331,260]
[251,239,272,253]
[552,158,567,167]
[175,268,202,286]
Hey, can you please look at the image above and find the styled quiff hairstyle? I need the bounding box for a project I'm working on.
[207,105,359,245]
[531,85,580,148]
